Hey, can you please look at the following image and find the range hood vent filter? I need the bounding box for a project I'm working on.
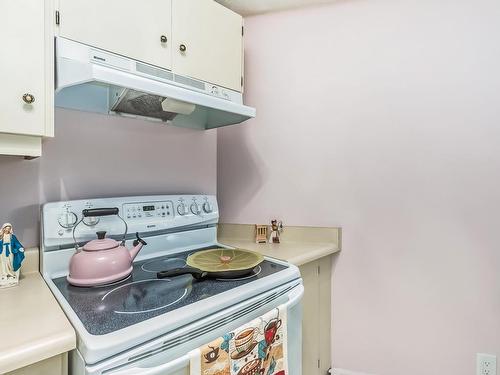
[110,89,177,122]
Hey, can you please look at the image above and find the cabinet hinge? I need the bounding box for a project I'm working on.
[318,265,321,275]
[242,26,244,36]
[318,359,321,368]
[55,10,60,25]
[241,76,243,87]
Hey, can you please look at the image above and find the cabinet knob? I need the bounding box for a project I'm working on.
[179,44,187,52]
[22,93,35,104]
[160,35,167,43]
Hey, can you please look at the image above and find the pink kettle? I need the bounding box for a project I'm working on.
[67,207,147,287]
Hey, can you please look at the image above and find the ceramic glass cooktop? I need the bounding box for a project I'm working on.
[53,248,288,335]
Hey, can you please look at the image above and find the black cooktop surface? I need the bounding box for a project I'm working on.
[53,248,287,335]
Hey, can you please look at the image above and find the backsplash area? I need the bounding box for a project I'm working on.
[0,109,217,247]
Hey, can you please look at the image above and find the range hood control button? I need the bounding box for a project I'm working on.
[190,203,201,215]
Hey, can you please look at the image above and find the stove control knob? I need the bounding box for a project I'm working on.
[83,216,100,227]
[203,202,213,213]
[190,203,201,215]
[58,211,78,229]
[177,203,188,216]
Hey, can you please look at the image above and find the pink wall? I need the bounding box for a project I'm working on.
[0,109,217,247]
[218,1,500,373]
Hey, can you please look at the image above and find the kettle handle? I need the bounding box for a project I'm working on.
[72,207,128,249]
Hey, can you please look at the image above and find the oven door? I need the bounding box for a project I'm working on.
[84,282,303,375]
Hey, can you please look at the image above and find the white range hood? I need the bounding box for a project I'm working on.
[55,38,256,129]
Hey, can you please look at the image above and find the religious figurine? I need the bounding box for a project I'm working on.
[0,223,25,288]
[268,220,283,244]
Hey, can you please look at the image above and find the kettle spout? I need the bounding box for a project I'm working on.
[130,232,147,260]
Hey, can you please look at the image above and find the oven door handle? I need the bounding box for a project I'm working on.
[111,353,191,375]
[284,283,304,309]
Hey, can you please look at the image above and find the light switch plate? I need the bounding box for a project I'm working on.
[477,353,497,375]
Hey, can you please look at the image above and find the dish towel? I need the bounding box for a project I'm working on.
[190,305,288,375]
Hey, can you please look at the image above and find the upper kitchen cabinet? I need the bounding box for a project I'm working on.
[172,0,243,92]
[0,0,54,157]
[57,0,173,70]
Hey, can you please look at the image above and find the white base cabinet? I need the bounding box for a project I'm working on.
[0,0,54,157]
[5,353,68,375]
[300,255,332,375]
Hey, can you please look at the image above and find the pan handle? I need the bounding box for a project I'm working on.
[157,267,208,280]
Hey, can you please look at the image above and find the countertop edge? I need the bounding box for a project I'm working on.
[218,237,340,266]
[285,245,340,266]
[0,272,76,374]
[1,329,76,374]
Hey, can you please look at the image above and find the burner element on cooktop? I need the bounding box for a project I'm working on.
[141,257,186,273]
[101,279,189,314]
[88,274,132,288]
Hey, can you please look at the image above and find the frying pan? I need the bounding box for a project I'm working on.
[157,248,264,280]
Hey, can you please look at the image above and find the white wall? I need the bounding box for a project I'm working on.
[218,0,500,373]
[0,109,217,247]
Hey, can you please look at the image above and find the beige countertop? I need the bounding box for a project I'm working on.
[0,248,76,374]
[217,224,341,266]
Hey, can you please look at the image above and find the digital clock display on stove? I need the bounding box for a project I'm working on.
[142,205,155,212]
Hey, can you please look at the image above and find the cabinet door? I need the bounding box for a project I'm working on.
[300,261,321,375]
[300,256,333,375]
[5,353,67,375]
[318,256,332,374]
[58,0,172,70]
[172,0,243,91]
[0,0,46,136]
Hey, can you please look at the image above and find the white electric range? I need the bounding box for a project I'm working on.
[40,195,303,375]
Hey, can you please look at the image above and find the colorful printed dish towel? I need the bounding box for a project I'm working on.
[190,306,288,375]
